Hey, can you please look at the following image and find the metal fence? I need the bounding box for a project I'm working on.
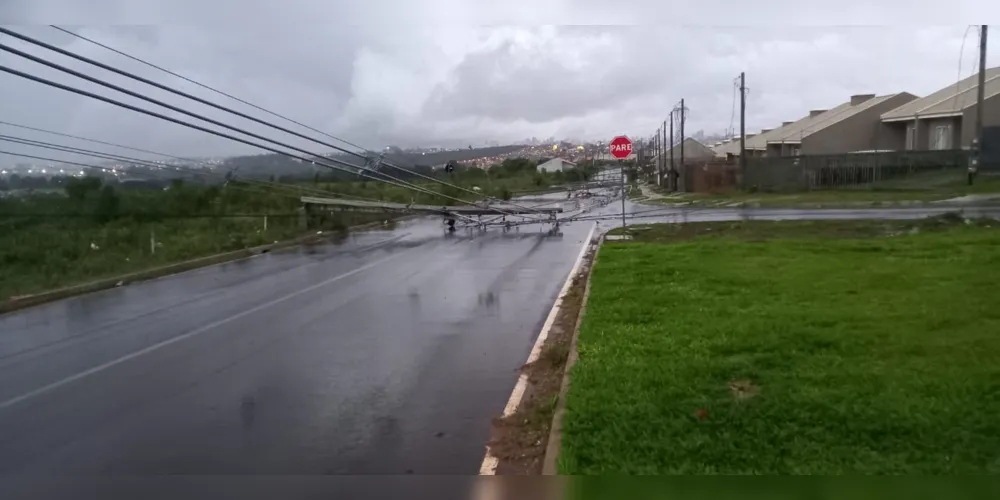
[982,125,1000,170]
[743,149,971,192]
[682,161,740,193]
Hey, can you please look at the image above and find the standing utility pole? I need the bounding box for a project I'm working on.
[669,111,675,190]
[661,120,667,188]
[679,98,686,191]
[739,71,747,187]
[972,25,988,184]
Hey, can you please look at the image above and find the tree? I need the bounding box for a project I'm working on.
[65,176,102,202]
[94,185,120,223]
[533,173,548,188]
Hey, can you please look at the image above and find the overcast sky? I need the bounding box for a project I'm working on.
[2,0,1000,163]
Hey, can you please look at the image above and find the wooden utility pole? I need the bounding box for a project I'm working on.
[654,127,660,185]
[739,71,747,187]
[972,25,988,184]
[661,120,667,188]
[619,159,626,227]
[679,98,686,191]
[669,111,675,190]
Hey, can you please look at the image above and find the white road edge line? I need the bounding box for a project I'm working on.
[0,250,406,411]
[479,222,597,475]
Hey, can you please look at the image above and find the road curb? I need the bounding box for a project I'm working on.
[479,222,598,475]
[0,217,409,315]
[540,234,602,475]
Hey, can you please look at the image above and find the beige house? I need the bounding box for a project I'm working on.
[764,93,918,156]
[713,93,919,158]
[880,67,1000,151]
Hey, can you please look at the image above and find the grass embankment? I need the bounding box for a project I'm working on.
[0,179,389,301]
[560,216,1000,474]
[646,173,1000,208]
[1,160,603,302]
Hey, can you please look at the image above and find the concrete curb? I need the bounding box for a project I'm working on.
[479,223,597,475]
[540,233,603,475]
[0,217,409,315]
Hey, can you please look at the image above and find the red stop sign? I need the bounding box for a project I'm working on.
[609,136,633,160]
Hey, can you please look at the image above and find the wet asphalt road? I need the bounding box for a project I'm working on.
[0,209,599,477]
[2,191,999,483]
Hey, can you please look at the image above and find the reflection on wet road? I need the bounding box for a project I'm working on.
[0,215,596,475]
[1,191,997,477]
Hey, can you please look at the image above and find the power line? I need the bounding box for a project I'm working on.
[0,40,474,210]
[0,143,325,206]
[36,26,547,220]
[49,25,373,157]
[0,26,371,163]
[0,212,301,219]
[0,119,204,166]
[0,62,490,219]
[953,25,976,113]
[0,124,377,201]
[0,134,318,201]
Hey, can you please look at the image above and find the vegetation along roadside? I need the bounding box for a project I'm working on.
[558,215,1000,474]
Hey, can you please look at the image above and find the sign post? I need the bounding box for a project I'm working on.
[609,136,633,228]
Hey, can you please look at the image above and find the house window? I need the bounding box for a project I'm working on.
[930,125,952,150]
[905,126,916,150]
[790,147,801,157]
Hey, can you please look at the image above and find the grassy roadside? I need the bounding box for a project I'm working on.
[0,212,395,303]
[484,244,598,474]
[559,216,1000,474]
[644,175,1000,208]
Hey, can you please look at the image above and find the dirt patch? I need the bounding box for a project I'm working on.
[729,379,760,401]
[485,245,598,475]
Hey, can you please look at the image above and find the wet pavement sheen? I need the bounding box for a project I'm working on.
[0,214,597,475]
[1,195,998,479]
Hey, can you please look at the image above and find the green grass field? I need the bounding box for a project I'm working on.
[559,217,1000,474]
